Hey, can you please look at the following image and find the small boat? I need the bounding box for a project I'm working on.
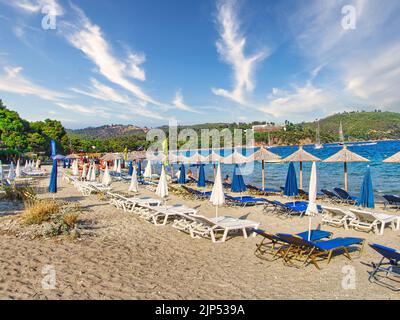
[315,120,323,149]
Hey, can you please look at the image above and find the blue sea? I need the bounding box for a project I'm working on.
[167,140,400,199]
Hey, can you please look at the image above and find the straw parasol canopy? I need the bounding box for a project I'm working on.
[282,146,320,189]
[253,147,282,191]
[66,153,80,159]
[180,153,211,164]
[146,151,166,162]
[383,151,400,163]
[101,153,122,162]
[127,151,146,161]
[323,145,369,191]
[221,151,252,164]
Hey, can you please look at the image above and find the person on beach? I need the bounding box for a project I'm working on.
[187,169,194,180]
[224,175,231,184]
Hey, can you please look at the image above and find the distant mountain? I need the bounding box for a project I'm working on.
[305,111,400,141]
[67,124,148,139]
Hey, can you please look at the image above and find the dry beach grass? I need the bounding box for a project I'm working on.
[0,168,399,300]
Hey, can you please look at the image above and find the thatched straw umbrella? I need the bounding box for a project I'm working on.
[100,153,121,162]
[282,146,320,190]
[323,145,369,191]
[252,147,282,191]
[383,152,400,163]
[221,151,252,164]
[65,153,80,159]
[127,151,146,161]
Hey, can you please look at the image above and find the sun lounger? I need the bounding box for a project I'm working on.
[225,195,267,207]
[277,233,365,269]
[382,194,400,210]
[333,188,358,205]
[349,209,400,235]
[321,189,342,203]
[321,206,356,229]
[368,243,400,291]
[253,229,332,261]
[141,205,198,226]
[173,214,260,243]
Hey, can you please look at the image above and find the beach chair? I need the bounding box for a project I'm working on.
[225,195,267,207]
[142,204,198,226]
[321,189,342,203]
[349,209,400,235]
[333,188,358,205]
[382,194,400,210]
[321,206,355,229]
[368,243,400,291]
[277,233,365,269]
[178,214,260,243]
[253,229,332,261]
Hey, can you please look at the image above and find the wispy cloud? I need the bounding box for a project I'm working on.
[0,66,68,102]
[212,0,268,104]
[71,78,131,105]
[5,0,64,15]
[60,3,163,108]
[172,90,202,114]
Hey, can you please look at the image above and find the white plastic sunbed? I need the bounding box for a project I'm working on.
[349,209,400,235]
[173,214,260,243]
[321,206,355,230]
[141,205,198,226]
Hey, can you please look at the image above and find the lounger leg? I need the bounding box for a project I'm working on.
[221,229,229,242]
[379,222,385,235]
[242,228,248,239]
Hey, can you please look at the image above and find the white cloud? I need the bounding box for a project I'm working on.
[6,0,64,16]
[212,0,267,104]
[61,3,163,107]
[71,78,131,105]
[0,66,68,102]
[57,102,113,118]
[260,82,335,118]
[172,90,201,113]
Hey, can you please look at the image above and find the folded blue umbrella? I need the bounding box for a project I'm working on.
[358,166,375,208]
[231,164,247,193]
[197,164,206,188]
[48,159,57,193]
[128,161,133,175]
[284,162,299,197]
[178,164,186,184]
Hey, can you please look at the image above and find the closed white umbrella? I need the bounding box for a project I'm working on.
[90,164,97,181]
[143,161,152,179]
[102,163,112,186]
[35,160,39,169]
[113,159,118,172]
[156,165,168,201]
[129,167,139,193]
[0,160,3,180]
[72,160,79,176]
[306,162,318,241]
[15,160,21,178]
[86,164,92,181]
[24,161,28,170]
[81,163,88,180]
[210,163,225,217]
[8,162,16,181]
[116,159,122,175]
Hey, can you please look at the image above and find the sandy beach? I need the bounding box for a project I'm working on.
[0,167,399,300]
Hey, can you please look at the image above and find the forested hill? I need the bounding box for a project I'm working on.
[0,100,68,157]
[66,124,146,140]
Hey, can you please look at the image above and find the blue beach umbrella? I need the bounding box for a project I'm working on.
[197,164,206,188]
[48,159,58,193]
[128,161,133,175]
[67,160,71,169]
[231,164,247,193]
[62,159,67,169]
[284,162,299,196]
[358,166,374,208]
[178,164,186,184]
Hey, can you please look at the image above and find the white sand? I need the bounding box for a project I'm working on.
[0,168,399,300]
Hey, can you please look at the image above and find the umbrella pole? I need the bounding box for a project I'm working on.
[216,206,218,218]
[308,217,312,241]
[344,162,348,191]
[213,164,216,179]
[299,161,303,190]
[262,160,265,191]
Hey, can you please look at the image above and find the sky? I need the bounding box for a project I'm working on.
[0,0,399,129]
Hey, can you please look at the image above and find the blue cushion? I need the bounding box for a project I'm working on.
[314,237,363,250]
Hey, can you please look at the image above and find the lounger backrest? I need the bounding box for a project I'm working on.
[323,207,347,218]
[321,189,339,199]
[253,229,278,241]
[350,209,376,223]
[276,233,314,248]
[369,243,400,263]
[334,188,351,200]
[383,194,400,204]
[190,214,217,227]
